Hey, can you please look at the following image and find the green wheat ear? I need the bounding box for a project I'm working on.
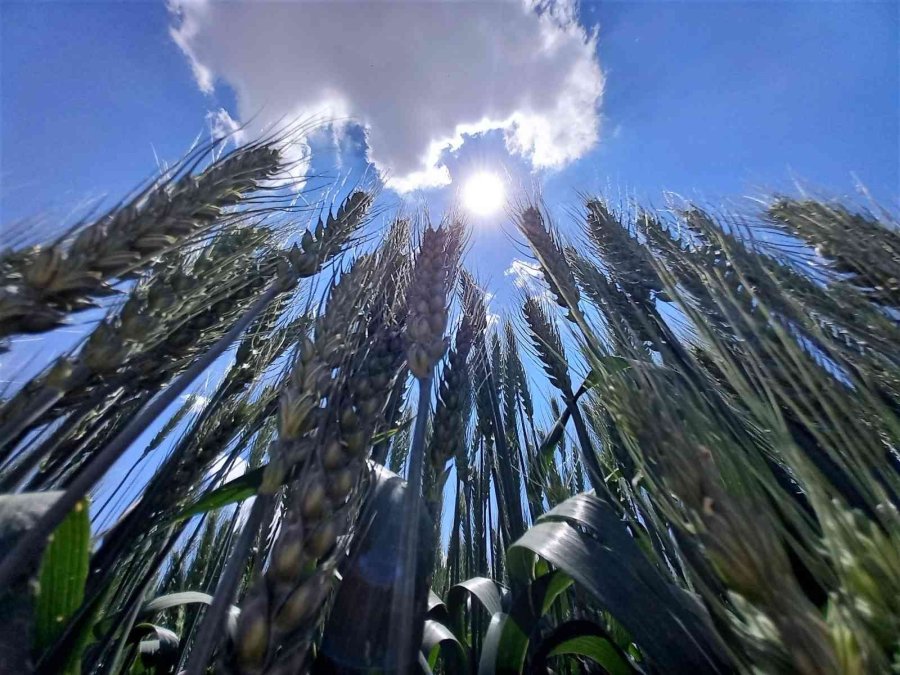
[2,161,898,675]
[0,143,282,345]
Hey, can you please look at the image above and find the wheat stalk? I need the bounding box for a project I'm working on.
[385,223,457,673]
[226,257,405,674]
[767,198,900,307]
[0,143,282,345]
[0,228,274,463]
[521,296,607,491]
[516,206,581,320]
[425,273,486,520]
[3,191,371,487]
[617,378,841,674]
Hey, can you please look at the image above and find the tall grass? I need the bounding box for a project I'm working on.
[0,141,897,674]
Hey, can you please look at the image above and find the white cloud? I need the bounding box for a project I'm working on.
[505,258,544,290]
[483,291,500,328]
[505,258,556,305]
[207,108,245,146]
[169,0,604,193]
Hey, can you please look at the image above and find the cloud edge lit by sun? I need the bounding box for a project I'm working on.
[168,0,605,194]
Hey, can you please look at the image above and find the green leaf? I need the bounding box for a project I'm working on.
[141,591,239,636]
[371,417,413,445]
[93,590,240,649]
[142,591,215,615]
[447,577,506,617]
[422,619,468,673]
[551,635,623,663]
[477,612,508,675]
[600,355,631,375]
[0,492,65,672]
[508,493,732,673]
[536,569,573,616]
[125,623,179,675]
[534,620,632,675]
[172,470,262,522]
[493,571,573,673]
[537,411,571,461]
[34,497,90,674]
[578,354,631,396]
[584,355,630,389]
[446,577,507,645]
[538,368,615,459]
[426,589,450,625]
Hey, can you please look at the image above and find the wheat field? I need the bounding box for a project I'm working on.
[0,137,898,674]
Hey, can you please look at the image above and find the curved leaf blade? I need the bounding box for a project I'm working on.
[422,619,468,673]
[172,470,261,523]
[446,577,508,646]
[533,619,633,675]
[495,571,574,673]
[509,494,732,673]
[141,591,239,636]
[127,623,180,675]
[477,612,508,675]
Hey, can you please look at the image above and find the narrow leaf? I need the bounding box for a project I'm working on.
[34,498,90,673]
[422,619,468,673]
[508,493,731,673]
[533,619,632,675]
[172,471,261,523]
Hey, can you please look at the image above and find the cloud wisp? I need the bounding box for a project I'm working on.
[505,258,545,291]
[169,0,604,192]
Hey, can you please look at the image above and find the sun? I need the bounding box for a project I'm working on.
[462,171,505,217]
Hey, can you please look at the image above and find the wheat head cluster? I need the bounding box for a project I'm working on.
[0,136,898,675]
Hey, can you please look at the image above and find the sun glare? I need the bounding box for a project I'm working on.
[462,172,505,217]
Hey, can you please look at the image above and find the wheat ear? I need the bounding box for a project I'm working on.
[227,262,404,674]
[426,276,486,519]
[387,224,455,672]
[0,143,281,344]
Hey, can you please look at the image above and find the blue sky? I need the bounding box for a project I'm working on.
[0,0,897,353]
[2,0,897,364]
[3,1,897,281]
[2,0,896,414]
[4,3,897,207]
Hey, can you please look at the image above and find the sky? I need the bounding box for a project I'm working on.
[2,0,898,303]
[2,0,897,416]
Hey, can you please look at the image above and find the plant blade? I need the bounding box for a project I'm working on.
[34,498,90,674]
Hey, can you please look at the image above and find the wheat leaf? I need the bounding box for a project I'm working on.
[34,498,90,674]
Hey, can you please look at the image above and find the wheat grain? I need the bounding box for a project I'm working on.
[0,144,282,345]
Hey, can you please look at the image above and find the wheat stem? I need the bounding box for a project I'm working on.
[184,494,271,675]
[0,275,288,588]
[389,376,434,674]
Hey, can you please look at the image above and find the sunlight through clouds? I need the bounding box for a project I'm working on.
[168,0,604,193]
[462,172,505,216]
